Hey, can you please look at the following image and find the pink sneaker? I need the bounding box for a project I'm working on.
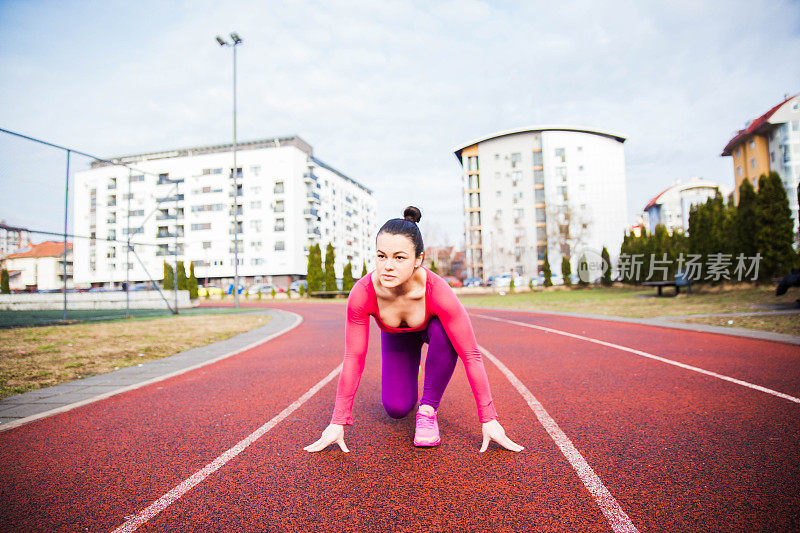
[413,408,440,446]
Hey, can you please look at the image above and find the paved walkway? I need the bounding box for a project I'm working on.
[0,308,302,431]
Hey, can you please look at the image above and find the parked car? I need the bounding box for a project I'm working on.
[226,283,246,295]
[463,277,483,287]
[442,276,463,288]
[198,285,223,297]
[493,273,527,290]
[247,283,285,295]
[289,280,308,293]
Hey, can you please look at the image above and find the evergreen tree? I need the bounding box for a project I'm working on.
[299,283,306,297]
[163,262,174,290]
[361,261,368,278]
[306,244,323,292]
[271,286,277,299]
[342,261,355,292]
[561,256,572,287]
[188,262,199,299]
[755,171,796,280]
[577,253,589,287]
[543,252,553,287]
[323,243,336,291]
[601,246,612,286]
[734,178,758,259]
[176,261,188,290]
[1,268,9,294]
[430,260,438,274]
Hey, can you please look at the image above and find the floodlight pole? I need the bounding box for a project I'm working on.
[126,168,132,317]
[217,32,243,308]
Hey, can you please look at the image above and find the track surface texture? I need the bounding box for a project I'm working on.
[1,302,798,532]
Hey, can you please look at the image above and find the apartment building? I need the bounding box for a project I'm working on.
[453,126,627,282]
[722,93,800,238]
[73,137,376,289]
[642,177,732,235]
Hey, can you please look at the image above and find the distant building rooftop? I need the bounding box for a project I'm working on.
[453,124,626,163]
[90,136,313,168]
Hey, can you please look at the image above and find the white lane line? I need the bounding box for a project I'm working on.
[111,363,342,533]
[473,313,800,404]
[479,345,640,533]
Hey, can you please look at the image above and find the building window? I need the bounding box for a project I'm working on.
[533,151,543,166]
[274,181,284,194]
[250,165,261,174]
[737,166,742,177]
[274,218,285,231]
[203,241,211,249]
[534,169,544,184]
[274,241,285,251]
[536,207,546,222]
[274,200,284,213]
[535,189,545,203]
[250,220,262,232]
[251,201,262,209]
[749,140,755,149]
[577,146,583,152]
[750,158,756,169]
[510,153,521,168]
[555,148,566,163]
[735,148,739,157]
[129,210,144,217]
[131,175,145,183]
[771,152,775,163]
[792,120,799,132]
[191,223,212,230]
[496,190,501,198]
[556,167,567,182]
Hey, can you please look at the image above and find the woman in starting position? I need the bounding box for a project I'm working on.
[304,206,523,453]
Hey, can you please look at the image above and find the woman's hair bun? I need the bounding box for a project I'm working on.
[403,206,422,223]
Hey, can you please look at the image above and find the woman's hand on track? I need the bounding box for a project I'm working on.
[304,424,350,453]
[480,419,524,453]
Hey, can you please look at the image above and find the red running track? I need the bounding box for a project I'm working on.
[1,302,798,532]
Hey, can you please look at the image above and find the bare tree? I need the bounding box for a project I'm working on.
[546,202,592,261]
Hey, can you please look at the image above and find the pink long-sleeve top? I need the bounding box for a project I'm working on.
[330,267,498,425]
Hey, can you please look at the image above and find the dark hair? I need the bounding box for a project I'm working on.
[377,206,424,257]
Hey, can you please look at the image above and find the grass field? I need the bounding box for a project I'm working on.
[460,284,800,336]
[0,312,270,399]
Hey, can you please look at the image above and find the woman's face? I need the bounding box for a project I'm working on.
[375,232,423,288]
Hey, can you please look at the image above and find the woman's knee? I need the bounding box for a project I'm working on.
[383,397,416,419]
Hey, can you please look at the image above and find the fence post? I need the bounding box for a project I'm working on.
[63,149,70,321]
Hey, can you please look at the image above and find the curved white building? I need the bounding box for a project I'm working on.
[453,125,627,282]
[642,177,731,235]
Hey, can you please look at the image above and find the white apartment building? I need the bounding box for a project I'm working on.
[642,177,732,235]
[73,137,376,289]
[453,126,627,282]
[0,221,30,258]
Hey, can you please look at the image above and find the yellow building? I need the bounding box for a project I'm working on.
[722,94,800,208]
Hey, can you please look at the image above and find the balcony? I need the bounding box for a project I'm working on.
[306,191,320,202]
[157,232,178,239]
[156,194,184,203]
[307,228,321,238]
[156,213,177,220]
[303,208,318,219]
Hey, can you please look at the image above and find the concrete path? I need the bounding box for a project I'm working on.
[0,308,302,431]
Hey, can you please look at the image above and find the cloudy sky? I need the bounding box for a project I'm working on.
[1,0,798,247]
